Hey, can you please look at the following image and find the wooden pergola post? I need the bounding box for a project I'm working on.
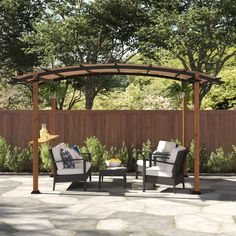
[32,78,40,194]
[182,92,188,176]
[193,72,201,194]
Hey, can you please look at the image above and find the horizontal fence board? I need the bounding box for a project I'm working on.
[0,110,235,156]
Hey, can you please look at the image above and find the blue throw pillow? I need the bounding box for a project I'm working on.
[71,145,81,154]
[60,148,75,168]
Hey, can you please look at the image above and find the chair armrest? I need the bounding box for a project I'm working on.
[73,158,83,161]
[161,161,174,165]
[152,151,170,156]
[53,160,64,163]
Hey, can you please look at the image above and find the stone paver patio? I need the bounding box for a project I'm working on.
[0,174,236,235]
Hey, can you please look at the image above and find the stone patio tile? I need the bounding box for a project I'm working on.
[96,219,129,231]
[108,212,174,232]
[157,229,217,236]
[203,202,236,215]
[72,230,130,236]
[11,229,72,236]
[175,214,222,233]
[50,217,99,231]
[221,223,236,233]
[144,203,201,216]
[75,205,116,219]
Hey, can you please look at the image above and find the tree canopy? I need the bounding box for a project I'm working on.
[0,0,235,110]
[137,0,236,104]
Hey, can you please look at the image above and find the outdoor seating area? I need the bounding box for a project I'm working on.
[48,140,187,194]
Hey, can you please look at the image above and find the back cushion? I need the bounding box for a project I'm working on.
[168,146,186,164]
[52,143,67,170]
[156,141,176,153]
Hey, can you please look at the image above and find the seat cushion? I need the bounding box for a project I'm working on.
[51,143,67,170]
[57,162,91,175]
[146,166,173,177]
[137,160,152,167]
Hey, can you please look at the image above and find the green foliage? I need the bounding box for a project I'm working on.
[165,82,193,109]
[142,139,152,153]
[5,146,33,172]
[203,66,236,110]
[39,143,51,172]
[137,0,236,104]
[94,77,173,110]
[84,136,106,170]
[233,145,236,154]
[187,140,209,173]
[117,142,129,167]
[22,0,144,110]
[0,137,11,171]
[207,147,235,173]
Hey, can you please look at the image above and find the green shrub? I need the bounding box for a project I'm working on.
[5,146,33,172]
[84,136,106,171]
[39,143,51,172]
[117,142,129,167]
[207,147,234,173]
[233,145,236,155]
[0,136,11,171]
[142,139,152,154]
[128,146,140,171]
[187,140,209,173]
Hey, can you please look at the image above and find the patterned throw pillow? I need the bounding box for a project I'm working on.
[60,148,75,168]
[71,145,81,154]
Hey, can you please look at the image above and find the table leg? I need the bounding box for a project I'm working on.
[99,174,101,190]
[124,174,126,190]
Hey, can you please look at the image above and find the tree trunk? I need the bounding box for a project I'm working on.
[85,93,94,110]
[85,78,95,110]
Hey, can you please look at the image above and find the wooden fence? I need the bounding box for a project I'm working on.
[0,110,236,154]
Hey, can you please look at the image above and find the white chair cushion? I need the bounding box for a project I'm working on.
[168,146,186,164]
[52,143,67,170]
[146,166,173,177]
[57,162,91,175]
[156,141,176,153]
[137,160,152,167]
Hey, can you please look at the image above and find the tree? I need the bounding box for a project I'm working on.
[137,0,236,105]
[0,0,44,109]
[203,65,236,109]
[23,0,145,109]
[0,0,44,70]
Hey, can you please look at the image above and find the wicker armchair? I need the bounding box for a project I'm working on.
[50,143,92,191]
[142,146,187,193]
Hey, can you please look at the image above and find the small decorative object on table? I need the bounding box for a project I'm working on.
[40,123,49,140]
[105,156,121,167]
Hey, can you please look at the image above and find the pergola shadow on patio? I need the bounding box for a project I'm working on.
[10,63,222,194]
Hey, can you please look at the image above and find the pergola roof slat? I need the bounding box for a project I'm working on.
[10,63,221,84]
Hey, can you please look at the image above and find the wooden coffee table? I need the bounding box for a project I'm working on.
[99,167,127,190]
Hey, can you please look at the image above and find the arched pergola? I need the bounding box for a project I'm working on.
[11,63,222,194]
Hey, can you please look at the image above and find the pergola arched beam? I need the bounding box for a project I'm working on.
[11,64,221,84]
[10,63,222,195]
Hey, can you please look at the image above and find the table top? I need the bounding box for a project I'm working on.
[99,166,127,175]
[29,134,59,144]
